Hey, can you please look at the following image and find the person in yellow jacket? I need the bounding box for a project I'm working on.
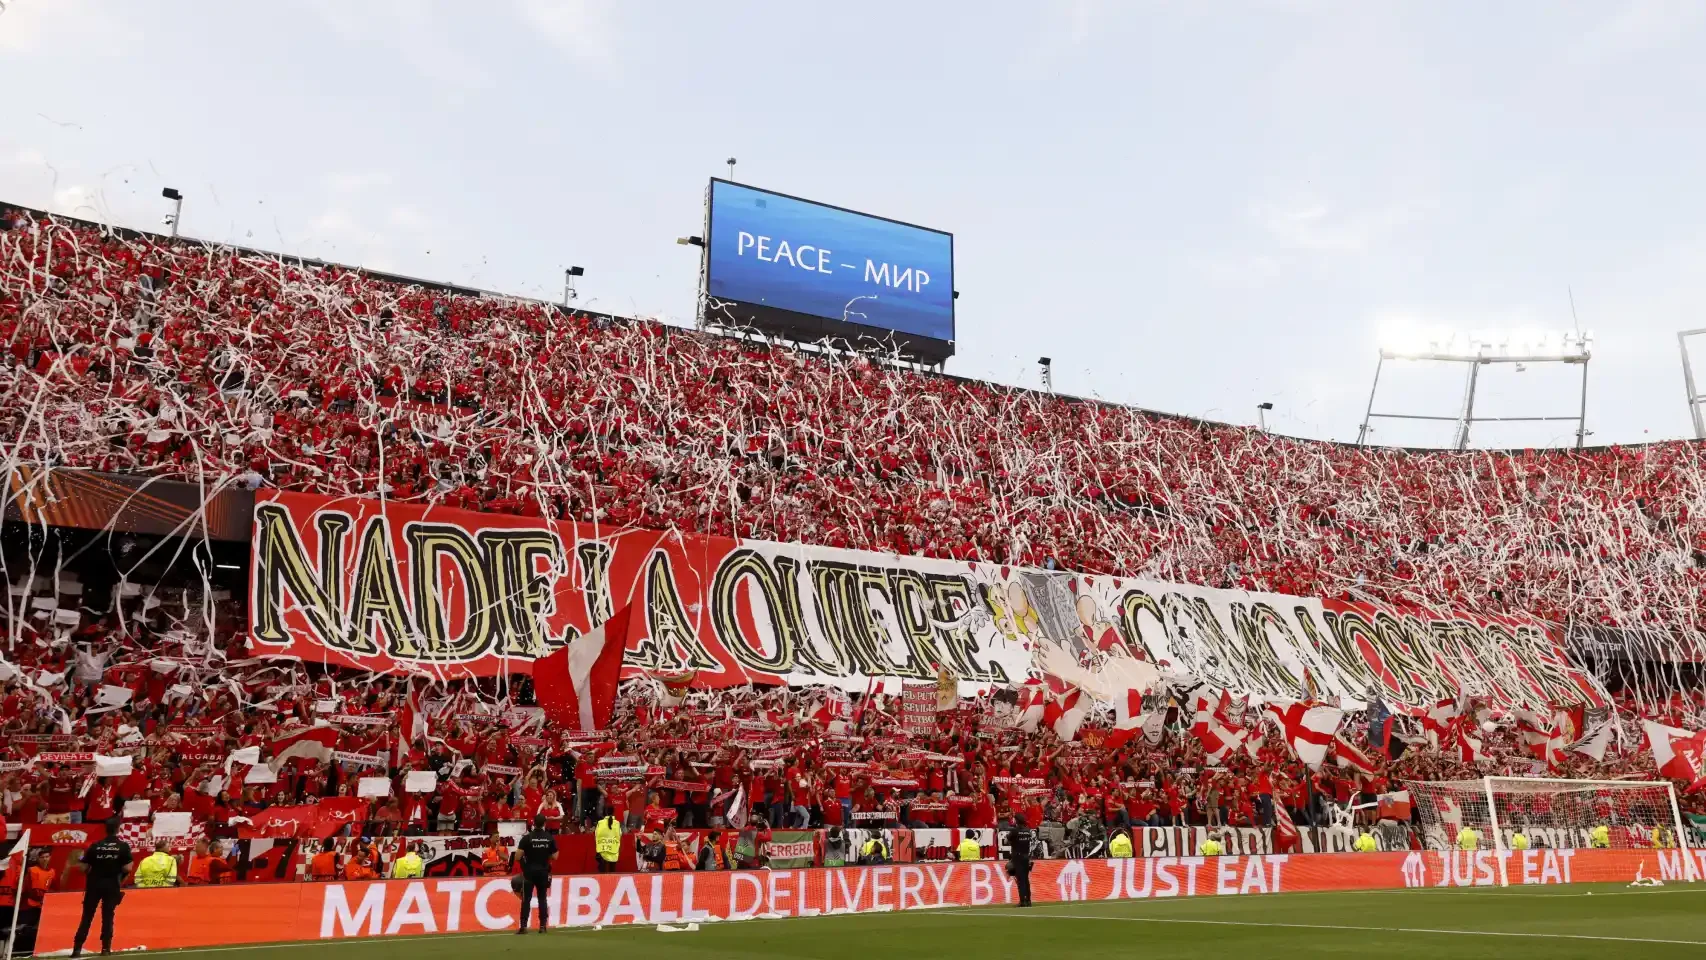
[1108,831,1133,858]
[133,842,179,888]
[1455,827,1479,851]
[1198,835,1224,856]
[958,835,982,861]
[1510,833,1530,851]
[595,814,623,874]
[1590,825,1611,849]
[391,844,425,879]
[1353,832,1378,852]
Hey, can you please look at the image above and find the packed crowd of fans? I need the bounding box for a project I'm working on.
[5,208,1706,639]
[1,594,1698,865]
[4,206,1706,891]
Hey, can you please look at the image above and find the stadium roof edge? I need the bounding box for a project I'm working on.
[2,200,1681,457]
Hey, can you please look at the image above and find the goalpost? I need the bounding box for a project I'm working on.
[1406,777,1691,856]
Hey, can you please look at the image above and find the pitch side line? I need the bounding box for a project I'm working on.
[942,909,1706,946]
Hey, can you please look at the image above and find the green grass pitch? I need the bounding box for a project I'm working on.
[132,882,1706,960]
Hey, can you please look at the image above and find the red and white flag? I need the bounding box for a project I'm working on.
[269,725,338,771]
[1044,687,1089,742]
[1643,720,1706,788]
[1103,687,1150,751]
[1454,725,1485,764]
[1014,680,1047,734]
[811,688,850,730]
[1514,709,1565,768]
[1263,700,1342,770]
[1421,698,1460,748]
[1332,734,1379,777]
[533,605,635,732]
[1272,801,1299,853]
[1190,690,1249,764]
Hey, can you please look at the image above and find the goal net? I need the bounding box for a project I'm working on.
[1406,777,1686,853]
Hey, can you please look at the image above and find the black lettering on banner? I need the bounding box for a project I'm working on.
[627,550,722,672]
[928,576,1008,684]
[887,570,947,680]
[1514,624,1592,705]
[1372,611,1449,703]
[1293,605,1376,701]
[858,566,929,680]
[343,517,410,657]
[1229,602,1310,698]
[777,556,845,677]
[1448,620,1522,704]
[809,562,891,678]
[251,504,349,647]
[1117,590,1167,663]
[401,523,497,662]
[710,549,796,674]
[576,541,613,630]
[1326,610,1420,708]
[480,530,563,658]
[1482,621,1554,707]
[1423,620,1483,699]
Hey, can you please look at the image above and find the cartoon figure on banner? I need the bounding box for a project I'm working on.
[983,579,1041,646]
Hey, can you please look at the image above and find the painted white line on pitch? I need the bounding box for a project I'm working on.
[941,910,1706,946]
[79,908,949,956]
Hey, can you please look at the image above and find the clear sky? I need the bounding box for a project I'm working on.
[5,0,1705,448]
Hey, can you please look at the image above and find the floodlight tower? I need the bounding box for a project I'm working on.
[1678,328,1706,439]
[1357,329,1593,451]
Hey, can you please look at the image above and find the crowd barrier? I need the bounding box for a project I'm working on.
[36,848,1706,952]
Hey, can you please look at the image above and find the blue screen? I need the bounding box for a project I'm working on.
[707,181,954,343]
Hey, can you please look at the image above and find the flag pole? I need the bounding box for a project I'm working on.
[3,829,31,960]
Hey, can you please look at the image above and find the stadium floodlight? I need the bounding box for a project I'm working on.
[727,157,737,180]
[1677,328,1706,439]
[1360,328,1593,451]
[1038,357,1053,393]
[1257,401,1273,432]
[562,266,584,304]
[160,187,183,238]
[676,236,704,247]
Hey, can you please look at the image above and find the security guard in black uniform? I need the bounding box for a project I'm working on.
[72,818,133,956]
[1006,823,1033,907]
[517,815,558,934]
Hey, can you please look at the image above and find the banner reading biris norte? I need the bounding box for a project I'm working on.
[35,849,1701,952]
[247,491,1605,710]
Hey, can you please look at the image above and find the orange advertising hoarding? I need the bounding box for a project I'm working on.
[36,848,1704,952]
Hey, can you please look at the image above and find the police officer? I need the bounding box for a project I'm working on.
[1006,823,1033,908]
[516,815,557,935]
[71,818,132,957]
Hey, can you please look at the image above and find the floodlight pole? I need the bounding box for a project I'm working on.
[1678,328,1706,440]
[1357,355,1384,446]
[1454,354,1483,451]
[1575,360,1589,449]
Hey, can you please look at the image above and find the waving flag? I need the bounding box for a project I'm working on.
[1263,700,1343,770]
[1044,686,1089,742]
[1454,725,1485,765]
[268,725,338,771]
[1190,689,1249,764]
[1421,698,1460,748]
[1514,709,1565,768]
[1103,687,1150,751]
[534,605,634,732]
[1643,720,1706,789]
[1569,718,1616,762]
[1332,734,1379,777]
